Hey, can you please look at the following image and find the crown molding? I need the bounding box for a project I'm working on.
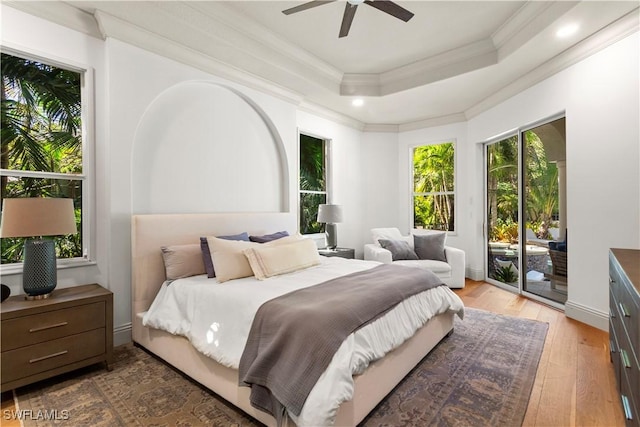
[298,100,365,131]
[466,9,639,120]
[362,124,400,133]
[380,39,497,96]
[94,10,305,108]
[493,1,579,60]
[4,0,102,39]
[398,113,468,133]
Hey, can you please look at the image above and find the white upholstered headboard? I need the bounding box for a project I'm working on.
[131,213,296,317]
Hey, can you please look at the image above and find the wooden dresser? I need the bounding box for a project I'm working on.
[1,284,113,392]
[609,248,640,427]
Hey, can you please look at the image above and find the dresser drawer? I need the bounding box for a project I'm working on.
[1,302,105,351]
[1,328,105,384]
[618,281,640,362]
[621,370,640,427]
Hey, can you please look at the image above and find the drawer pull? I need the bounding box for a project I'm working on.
[622,395,633,420]
[610,340,617,353]
[618,302,631,318]
[621,349,632,369]
[29,350,68,364]
[29,322,68,333]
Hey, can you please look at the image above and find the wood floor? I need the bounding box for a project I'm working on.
[1,279,624,426]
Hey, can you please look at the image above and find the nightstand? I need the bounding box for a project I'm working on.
[1,283,113,392]
[318,247,355,259]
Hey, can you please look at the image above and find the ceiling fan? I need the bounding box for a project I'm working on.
[282,0,414,38]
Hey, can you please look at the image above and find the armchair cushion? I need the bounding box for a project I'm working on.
[413,233,447,262]
[378,239,418,261]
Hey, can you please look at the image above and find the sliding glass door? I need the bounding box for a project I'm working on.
[486,136,519,289]
[485,115,567,305]
[522,118,567,304]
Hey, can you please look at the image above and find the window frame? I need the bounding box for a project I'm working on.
[410,139,457,233]
[0,46,96,273]
[298,130,332,236]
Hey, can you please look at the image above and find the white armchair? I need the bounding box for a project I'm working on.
[364,227,466,289]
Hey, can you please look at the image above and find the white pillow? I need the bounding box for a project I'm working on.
[207,237,260,283]
[371,228,411,247]
[243,238,320,280]
[207,234,305,283]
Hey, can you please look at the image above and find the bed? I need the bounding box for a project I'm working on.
[131,213,463,426]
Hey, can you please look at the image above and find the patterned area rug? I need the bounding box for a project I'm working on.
[16,308,547,427]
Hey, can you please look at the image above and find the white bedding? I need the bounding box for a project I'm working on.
[142,257,464,426]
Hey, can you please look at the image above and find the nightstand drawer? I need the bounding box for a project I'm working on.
[1,302,105,351]
[1,328,106,384]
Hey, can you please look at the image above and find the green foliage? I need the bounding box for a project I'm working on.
[487,131,560,243]
[413,142,454,231]
[493,265,518,283]
[490,218,519,243]
[299,135,326,234]
[1,53,83,263]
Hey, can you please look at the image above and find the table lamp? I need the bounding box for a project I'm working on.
[317,204,343,250]
[1,198,77,300]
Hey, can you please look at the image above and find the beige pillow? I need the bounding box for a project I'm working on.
[161,244,206,280]
[207,233,306,283]
[207,237,260,283]
[243,238,321,280]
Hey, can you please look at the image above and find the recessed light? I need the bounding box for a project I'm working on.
[352,99,364,107]
[556,23,579,38]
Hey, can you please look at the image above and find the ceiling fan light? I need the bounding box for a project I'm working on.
[347,0,365,5]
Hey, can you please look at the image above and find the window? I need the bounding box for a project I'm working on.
[1,52,88,265]
[299,133,329,234]
[412,141,455,231]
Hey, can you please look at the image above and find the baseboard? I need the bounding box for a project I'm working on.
[466,267,484,281]
[564,300,608,331]
[114,322,132,346]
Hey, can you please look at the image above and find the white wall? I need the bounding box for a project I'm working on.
[466,33,640,329]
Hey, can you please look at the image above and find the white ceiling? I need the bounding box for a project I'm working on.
[6,1,639,129]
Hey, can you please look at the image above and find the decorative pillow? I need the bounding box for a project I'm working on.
[200,232,250,278]
[207,237,260,283]
[249,230,289,243]
[413,233,447,262]
[371,228,411,247]
[378,239,418,261]
[161,244,206,280]
[206,234,304,283]
[244,238,320,280]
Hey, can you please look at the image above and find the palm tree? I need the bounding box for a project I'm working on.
[413,143,454,230]
[1,53,82,198]
[1,53,83,262]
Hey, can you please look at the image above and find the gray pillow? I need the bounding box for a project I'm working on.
[414,233,447,262]
[378,239,418,261]
[249,230,289,243]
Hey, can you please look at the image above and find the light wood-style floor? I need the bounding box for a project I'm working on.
[1,279,624,426]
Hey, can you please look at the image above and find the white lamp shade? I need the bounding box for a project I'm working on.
[1,198,77,238]
[317,204,343,224]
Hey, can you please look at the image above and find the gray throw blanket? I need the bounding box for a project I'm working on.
[238,263,445,421]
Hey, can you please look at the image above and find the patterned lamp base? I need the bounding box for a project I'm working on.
[23,239,57,300]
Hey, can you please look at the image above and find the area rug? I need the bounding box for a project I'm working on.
[15,308,547,427]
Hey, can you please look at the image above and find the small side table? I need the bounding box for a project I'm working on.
[318,247,355,259]
[1,283,113,392]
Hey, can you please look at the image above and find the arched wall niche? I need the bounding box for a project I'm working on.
[131,81,289,214]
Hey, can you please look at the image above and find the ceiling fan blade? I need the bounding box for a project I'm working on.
[339,3,358,38]
[282,0,336,15]
[364,0,414,22]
